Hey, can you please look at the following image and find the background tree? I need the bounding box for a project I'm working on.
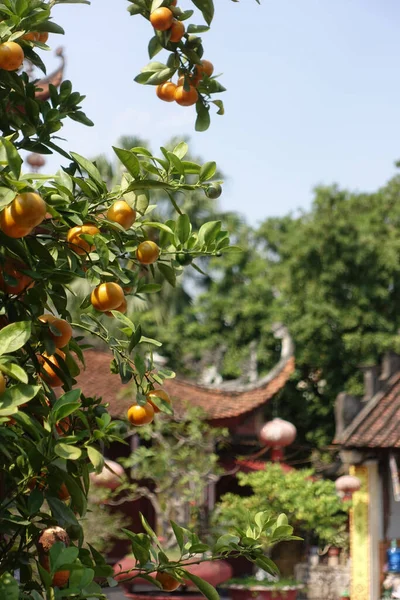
[147,175,400,455]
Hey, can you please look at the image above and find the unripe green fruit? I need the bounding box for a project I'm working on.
[205,183,222,199]
[176,253,193,266]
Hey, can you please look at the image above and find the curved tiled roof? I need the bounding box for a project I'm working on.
[338,371,400,449]
[35,48,65,101]
[74,327,295,423]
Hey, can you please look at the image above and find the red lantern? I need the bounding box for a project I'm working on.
[259,418,297,449]
[26,153,46,171]
[89,459,124,490]
[335,475,361,501]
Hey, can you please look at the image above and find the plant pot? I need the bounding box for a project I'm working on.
[222,584,303,600]
[114,555,233,594]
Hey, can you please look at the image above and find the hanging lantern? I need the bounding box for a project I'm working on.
[259,418,297,448]
[335,475,361,501]
[89,459,125,491]
[26,153,46,172]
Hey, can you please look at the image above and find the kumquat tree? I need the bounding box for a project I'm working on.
[0,1,298,599]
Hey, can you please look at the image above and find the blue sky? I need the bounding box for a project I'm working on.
[40,0,400,225]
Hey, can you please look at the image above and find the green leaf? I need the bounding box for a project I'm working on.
[50,544,79,571]
[0,187,16,208]
[190,0,214,24]
[197,221,221,247]
[276,513,289,527]
[253,555,280,576]
[121,529,150,566]
[129,325,142,353]
[183,571,219,600]
[219,245,242,254]
[138,283,162,293]
[68,111,94,126]
[214,534,240,552]
[199,161,217,182]
[187,24,210,33]
[176,214,191,244]
[170,520,184,551]
[158,263,177,287]
[173,142,188,160]
[55,443,82,460]
[0,384,40,417]
[195,102,211,132]
[87,446,104,473]
[144,221,174,235]
[139,513,160,545]
[27,488,44,515]
[47,497,79,527]
[134,353,146,379]
[0,361,28,383]
[113,147,141,179]
[212,99,225,115]
[148,35,162,58]
[0,321,31,356]
[52,389,81,418]
[70,152,106,191]
[0,572,18,600]
[0,138,22,179]
[94,235,109,269]
[272,525,294,539]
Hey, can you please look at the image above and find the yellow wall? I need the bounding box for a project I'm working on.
[350,465,370,600]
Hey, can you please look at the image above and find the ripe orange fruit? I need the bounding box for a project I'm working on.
[10,192,47,228]
[41,350,66,388]
[38,527,70,588]
[91,282,125,312]
[136,241,160,265]
[0,206,32,238]
[58,483,70,501]
[107,200,136,229]
[127,403,155,426]
[150,7,174,31]
[0,372,6,394]
[0,42,24,71]
[0,260,33,294]
[175,85,198,107]
[23,32,39,42]
[105,295,128,317]
[194,59,214,79]
[156,82,177,102]
[177,74,199,87]
[39,315,73,348]
[38,32,49,43]
[169,19,185,42]
[156,572,181,591]
[66,224,100,255]
[146,389,171,413]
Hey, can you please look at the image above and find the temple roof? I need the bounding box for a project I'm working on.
[337,371,400,449]
[74,326,295,425]
[34,47,65,102]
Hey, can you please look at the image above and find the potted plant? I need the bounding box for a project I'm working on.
[212,463,350,591]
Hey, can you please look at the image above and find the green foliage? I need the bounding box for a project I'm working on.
[213,463,349,548]
[118,406,227,546]
[152,179,400,451]
[128,0,228,130]
[0,1,294,598]
[116,510,299,591]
